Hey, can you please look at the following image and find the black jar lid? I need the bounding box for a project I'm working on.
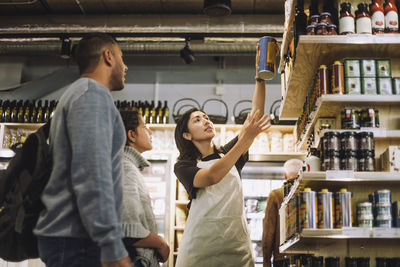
[358,131,374,138]
[341,131,356,137]
[324,131,340,137]
[326,150,340,157]
[357,150,375,158]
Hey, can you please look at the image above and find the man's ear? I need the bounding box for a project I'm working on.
[183,132,192,141]
[103,49,113,67]
[127,129,136,143]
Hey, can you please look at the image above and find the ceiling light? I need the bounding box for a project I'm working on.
[180,38,195,64]
[60,37,71,59]
[203,0,232,16]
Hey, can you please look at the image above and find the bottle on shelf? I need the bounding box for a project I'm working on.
[144,101,150,124]
[384,0,399,33]
[36,100,43,123]
[371,0,385,34]
[162,100,169,124]
[323,0,339,26]
[155,101,162,124]
[0,100,3,123]
[10,100,18,123]
[150,100,156,124]
[356,3,372,34]
[31,101,37,123]
[43,100,50,123]
[4,100,11,123]
[339,2,355,35]
[17,100,24,123]
[294,0,308,47]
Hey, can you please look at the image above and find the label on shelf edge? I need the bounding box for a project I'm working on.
[342,227,370,237]
[372,227,398,238]
[326,170,355,179]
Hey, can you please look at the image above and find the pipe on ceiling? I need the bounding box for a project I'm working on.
[0,41,257,56]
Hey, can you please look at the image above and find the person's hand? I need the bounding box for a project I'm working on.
[102,256,132,267]
[239,110,271,146]
[156,239,170,263]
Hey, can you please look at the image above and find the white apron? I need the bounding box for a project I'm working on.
[175,157,254,267]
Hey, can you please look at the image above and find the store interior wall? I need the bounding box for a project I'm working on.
[0,54,282,124]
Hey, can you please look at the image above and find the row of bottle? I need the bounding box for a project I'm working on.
[339,1,398,35]
[0,100,57,124]
[115,100,170,124]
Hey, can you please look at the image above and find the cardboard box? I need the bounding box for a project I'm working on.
[361,59,376,77]
[361,77,377,95]
[344,59,361,77]
[377,78,393,95]
[376,59,392,78]
[380,146,400,172]
[345,77,361,94]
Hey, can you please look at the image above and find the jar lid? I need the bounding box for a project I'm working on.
[325,131,339,137]
[340,188,348,193]
[327,24,337,29]
[320,188,329,193]
[304,188,312,192]
[359,131,374,138]
[376,215,392,220]
[341,131,356,137]
[320,64,327,68]
[357,202,372,207]
[316,22,328,27]
[358,214,374,220]
[376,203,391,207]
[310,14,320,19]
[334,61,342,65]
[320,12,332,17]
[306,25,316,29]
[376,189,391,194]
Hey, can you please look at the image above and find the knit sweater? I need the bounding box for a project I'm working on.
[121,146,160,267]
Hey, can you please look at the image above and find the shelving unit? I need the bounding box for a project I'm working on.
[280,35,400,119]
[294,95,400,151]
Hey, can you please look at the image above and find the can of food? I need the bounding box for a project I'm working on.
[375,189,391,204]
[358,215,373,228]
[335,188,353,228]
[330,61,345,94]
[319,65,329,94]
[299,188,317,229]
[357,202,373,216]
[375,203,392,217]
[317,189,334,229]
[376,215,392,228]
[257,36,279,80]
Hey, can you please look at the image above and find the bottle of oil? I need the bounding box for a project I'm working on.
[162,100,169,124]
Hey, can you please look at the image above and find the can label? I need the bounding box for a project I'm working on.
[375,190,391,204]
[330,63,344,94]
[317,191,334,229]
[257,36,279,80]
[299,191,317,229]
[335,191,353,228]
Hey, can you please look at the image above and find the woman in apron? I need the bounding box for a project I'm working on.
[173,46,271,267]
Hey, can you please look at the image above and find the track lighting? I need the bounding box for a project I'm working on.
[60,37,71,59]
[203,0,232,16]
[180,38,195,64]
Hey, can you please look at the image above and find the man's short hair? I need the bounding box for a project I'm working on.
[72,33,117,75]
[283,159,303,180]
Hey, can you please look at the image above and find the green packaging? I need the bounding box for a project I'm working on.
[361,78,377,94]
[377,78,393,95]
[393,78,400,95]
[376,59,392,78]
[344,59,360,77]
[345,77,361,94]
[360,59,376,77]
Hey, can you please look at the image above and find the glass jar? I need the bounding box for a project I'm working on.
[339,2,355,34]
[360,108,378,128]
[320,12,332,24]
[323,131,340,151]
[324,150,340,170]
[341,109,360,129]
[327,24,338,35]
[316,22,328,35]
[306,25,316,35]
[341,131,358,151]
[309,14,320,25]
[365,150,375,171]
[358,132,374,150]
[356,3,372,34]
[340,150,357,171]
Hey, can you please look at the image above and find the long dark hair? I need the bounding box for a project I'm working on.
[174,108,203,161]
[119,109,140,146]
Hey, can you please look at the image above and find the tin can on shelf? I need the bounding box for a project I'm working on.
[341,109,360,129]
[341,131,358,150]
[319,65,329,94]
[358,215,373,228]
[376,215,392,228]
[335,188,353,228]
[317,189,334,229]
[299,188,317,229]
[374,189,391,204]
[330,61,345,94]
[375,203,392,217]
[377,77,393,95]
[357,202,373,216]
[361,77,377,95]
[376,59,391,77]
[360,59,376,77]
[345,77,361,94]
[393,78,400,95]
[344,59,361,77]
[257,36,279,80]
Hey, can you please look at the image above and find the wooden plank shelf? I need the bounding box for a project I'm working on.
[280,35,400,119]
[295,95,400,151]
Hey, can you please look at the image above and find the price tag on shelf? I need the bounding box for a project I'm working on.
[360,127,387,138]
[372,227,397,238]
[342,227,370,238]
[326,170,355,180]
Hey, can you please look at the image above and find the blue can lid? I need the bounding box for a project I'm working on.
[320,12,332,17]
[310,14,320,19]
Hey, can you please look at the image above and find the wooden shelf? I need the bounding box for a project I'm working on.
[295,95,400,151]
[278,0,295,73]
[280,35,400,119]
[280,228,400,253]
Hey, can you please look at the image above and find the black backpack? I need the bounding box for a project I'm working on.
[0,121,52,261]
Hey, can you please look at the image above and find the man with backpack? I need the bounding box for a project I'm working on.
[33,33,131,267]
